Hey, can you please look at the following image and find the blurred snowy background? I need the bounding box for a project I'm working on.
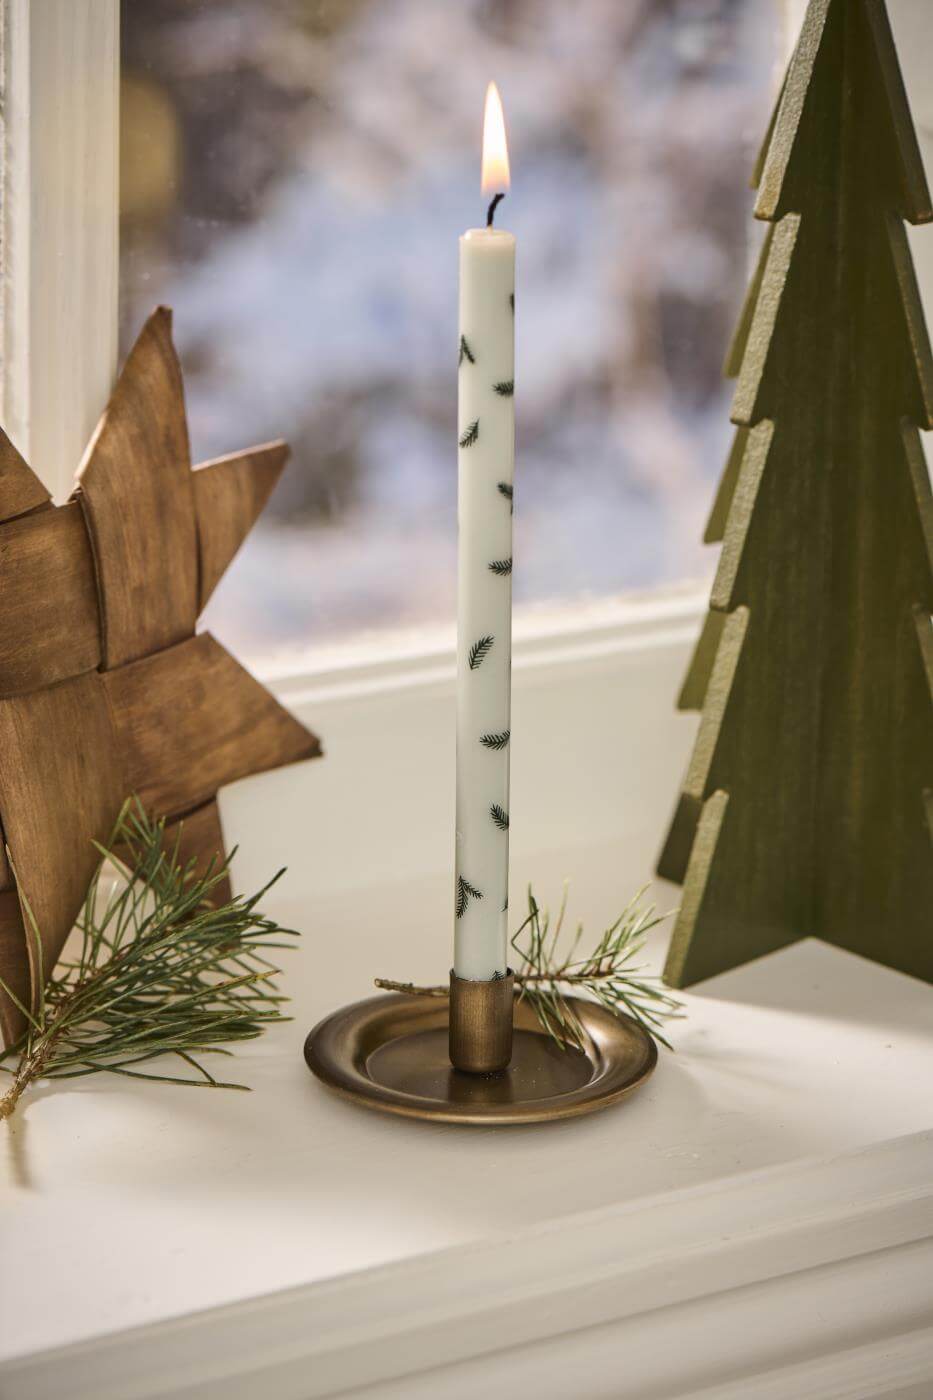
[120,0,778,663]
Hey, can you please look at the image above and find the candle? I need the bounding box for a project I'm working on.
[454,82,515,981]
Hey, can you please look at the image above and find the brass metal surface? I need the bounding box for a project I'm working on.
[304,993,657,1126]
[448,969,514,1073]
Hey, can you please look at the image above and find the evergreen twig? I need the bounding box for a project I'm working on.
[377,885,682,1050]
[0,800,296,1119]
[459,420,479,448]
[510,886,682,1051]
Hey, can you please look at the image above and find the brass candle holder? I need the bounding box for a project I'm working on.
[304,968,657,1126]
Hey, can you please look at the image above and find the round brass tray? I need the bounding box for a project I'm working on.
[304,993,657,1126]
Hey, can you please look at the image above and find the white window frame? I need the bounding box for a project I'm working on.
[0,0,118,503]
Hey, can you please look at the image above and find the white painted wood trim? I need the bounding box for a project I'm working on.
[5,1130,931,1400]
[0,0,119,501]
[264,588,706,705]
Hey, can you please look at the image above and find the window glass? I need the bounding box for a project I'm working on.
[121,0,777,661]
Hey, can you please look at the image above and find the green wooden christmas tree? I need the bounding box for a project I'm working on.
[658,0,933,987]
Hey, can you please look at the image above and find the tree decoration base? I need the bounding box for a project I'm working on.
[303,992,656,1127]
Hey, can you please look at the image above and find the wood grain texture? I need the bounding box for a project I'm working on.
[0,501,100,697]
[77,306,197,667]
[193,442,288,610]
[659,0,933,987]
[0,673,126,1021]
[0,892,28,1047]
[0,427,49,521]
[105,634,321,820]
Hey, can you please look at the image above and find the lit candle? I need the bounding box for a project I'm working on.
[454,82,515,981]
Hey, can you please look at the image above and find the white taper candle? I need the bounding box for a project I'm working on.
[454,84,515,981]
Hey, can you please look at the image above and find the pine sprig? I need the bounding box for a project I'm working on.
[488,558,512,576]
[468,634,494,670]
[497,482,513,502]
[511,887,682,1051]
[376,885,682,1051]
[493,380,514,396]
[480,729,510,750]
[459,419,479,448]
[0,800,296,1119]
[490,804,510,831]
[458,335,475,366]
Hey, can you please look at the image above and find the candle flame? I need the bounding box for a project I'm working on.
[481,82,510,196]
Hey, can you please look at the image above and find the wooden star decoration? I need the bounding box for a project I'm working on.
[0,307,321,1046]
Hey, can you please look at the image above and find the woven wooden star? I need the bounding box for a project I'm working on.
[0,307,321,1044]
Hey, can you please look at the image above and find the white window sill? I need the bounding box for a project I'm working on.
[2,590,932,1400]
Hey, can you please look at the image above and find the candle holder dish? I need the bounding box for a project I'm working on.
[303,988,657,1126]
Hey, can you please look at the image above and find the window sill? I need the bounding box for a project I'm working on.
[3,587,933,1399]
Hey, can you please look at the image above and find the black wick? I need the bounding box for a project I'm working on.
[486,192,506,227]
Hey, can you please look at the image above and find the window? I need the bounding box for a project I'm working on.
[120,0,779,663]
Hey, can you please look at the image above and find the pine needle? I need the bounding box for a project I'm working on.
[511,885,683,1050]
[0,799,297,1119]
[377,884,684,1051]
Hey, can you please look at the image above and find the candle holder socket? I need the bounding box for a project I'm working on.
[448,969,514,1073]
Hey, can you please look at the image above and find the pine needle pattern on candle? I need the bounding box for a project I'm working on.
[456,876,484,919]
[468,634,494,670]
[479,730,510,751]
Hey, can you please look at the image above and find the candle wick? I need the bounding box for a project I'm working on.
[486,192,505,228]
